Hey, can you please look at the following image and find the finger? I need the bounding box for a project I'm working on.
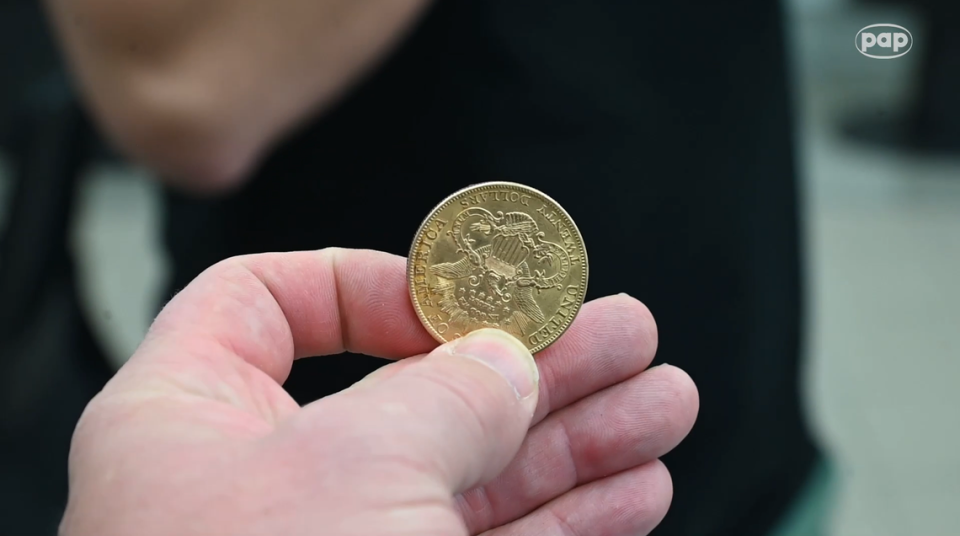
[345,293,657,420]
[294,328,540,494]
[481,460,673,536]
[530,294,658,426]
[458,365,697,533]
[132,248,436,386]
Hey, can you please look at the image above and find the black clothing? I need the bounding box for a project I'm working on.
[163,1,818,535]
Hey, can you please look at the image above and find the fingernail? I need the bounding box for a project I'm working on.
[452,329,538,399]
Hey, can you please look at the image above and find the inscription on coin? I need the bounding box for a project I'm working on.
[408,182,588,353]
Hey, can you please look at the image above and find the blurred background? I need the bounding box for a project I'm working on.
[1,0,958,534]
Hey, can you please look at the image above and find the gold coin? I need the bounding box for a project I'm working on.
[407,182,589,354]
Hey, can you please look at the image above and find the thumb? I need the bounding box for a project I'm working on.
[324,328,539,494]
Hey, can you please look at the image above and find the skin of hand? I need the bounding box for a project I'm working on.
[60,248,699,536]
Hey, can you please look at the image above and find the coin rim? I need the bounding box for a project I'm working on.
[407,181,589,354]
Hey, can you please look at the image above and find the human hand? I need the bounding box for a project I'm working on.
[60,249,698,536]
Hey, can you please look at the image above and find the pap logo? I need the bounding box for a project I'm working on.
[856,24,912,59]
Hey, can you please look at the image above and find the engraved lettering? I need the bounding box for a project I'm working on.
[424,218,447,241]
[413,218,451,307]
[560,227,577,263]
[414,258,433,306]
[527,285,582,342]
[461,191,535,207]
[536,203,563,230]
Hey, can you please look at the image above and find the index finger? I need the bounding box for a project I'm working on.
[139,248,437,386]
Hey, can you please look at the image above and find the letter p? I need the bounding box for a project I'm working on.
[893,32,908,52]
[861,32,876,52]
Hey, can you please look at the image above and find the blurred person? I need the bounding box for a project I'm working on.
[45,1,823,535]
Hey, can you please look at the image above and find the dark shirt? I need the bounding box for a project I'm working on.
[162,1,819,535]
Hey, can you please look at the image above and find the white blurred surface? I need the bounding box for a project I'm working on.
[70,165,168,368]
[794,5,960,535]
